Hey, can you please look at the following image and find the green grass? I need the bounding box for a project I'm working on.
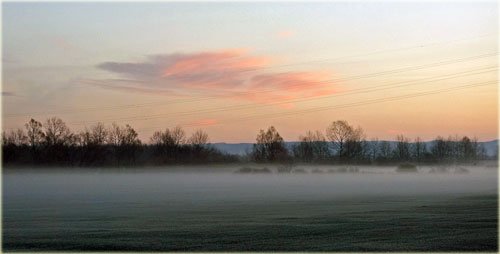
[3,194,497,251]
[3,170,497,251]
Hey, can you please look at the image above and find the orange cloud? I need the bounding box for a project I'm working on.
[162,49,272,91]
[236,71,335,104]
[163,49,269,77]
[95,48,336,107]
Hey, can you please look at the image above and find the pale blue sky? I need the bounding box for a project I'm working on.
[2,2,498,142]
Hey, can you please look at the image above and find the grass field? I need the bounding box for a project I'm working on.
[3,166,498,251]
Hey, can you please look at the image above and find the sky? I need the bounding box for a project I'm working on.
[2,1,498,143]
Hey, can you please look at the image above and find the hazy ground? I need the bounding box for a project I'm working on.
[2,165,498,251]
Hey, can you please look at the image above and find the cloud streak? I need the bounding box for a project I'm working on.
[92,49,335,105]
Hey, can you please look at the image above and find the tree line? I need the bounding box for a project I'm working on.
[251,120,491,165]
[2,117,493,167]
[2,117,237,166]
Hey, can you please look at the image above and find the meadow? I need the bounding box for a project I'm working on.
[3,165,497,251]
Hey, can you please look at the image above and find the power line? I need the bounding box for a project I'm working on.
[92,52,498,96]
[67,66,496,126]
[5,52,497,118]
[138,80,496,132]
[3,81,496,134]
[97,33,499,84]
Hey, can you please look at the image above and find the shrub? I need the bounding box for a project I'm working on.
[396,163,418,173]
[235,167,271,174]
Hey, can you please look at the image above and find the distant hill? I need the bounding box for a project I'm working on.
[481,140,499,157]
[212,140,499,156]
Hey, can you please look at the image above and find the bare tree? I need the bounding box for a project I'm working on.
[25,118,45,147]
[326,121,352,158]
[458,136,476,162]
[107,123,141,165]
[412,137,426,163]
[43,117,73,146]
[344,126,365,160]
[3,129,28,146]
[151,126,186,147]
[377,141,393,162]
[90,122,108,145]
[432,136,450,162]
[326,120,364,161]
[170,126,186,146]
[188,129,209,147]
[395,134,411,161]
[79,128,93,146]
[294,130,329,162]
[367,138,379,162]
[108,123,123,146]
[121,124,141,146]
[253,126,288,162]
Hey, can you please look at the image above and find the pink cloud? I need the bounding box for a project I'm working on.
[98,49,271,91]
[163,49,269,77]
[94,48,336,106]
[237,71,335,103]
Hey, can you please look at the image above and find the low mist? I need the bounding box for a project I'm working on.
[4,165,497,206]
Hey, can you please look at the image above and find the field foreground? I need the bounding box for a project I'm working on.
[3,166,498,251]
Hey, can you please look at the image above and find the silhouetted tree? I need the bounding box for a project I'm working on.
[90,122,108,145]
[43,117,73,146]
[395,134,411,161]
[252,126,288,162]
[25,119,45,147]
[412,137,426,163]
[188,129,209,148]
[3,129,28,146]
[150,126,187,163]
[326,120,364,162]
[344,126,365,161]
[187,129,210,161]
[376,141,393,163]
[2,129,28,163]
[108,123,141,165]
[293,130,329,162]
[326,120,352,160]
[2,116,493,167]
[366,138,379,163]
[40,117,75,164]
[431,136,450,162]
[78,122,110,166]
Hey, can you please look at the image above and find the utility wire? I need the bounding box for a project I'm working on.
[68,66,496,125]
[6,52,497,118]
[138,80,496,132]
